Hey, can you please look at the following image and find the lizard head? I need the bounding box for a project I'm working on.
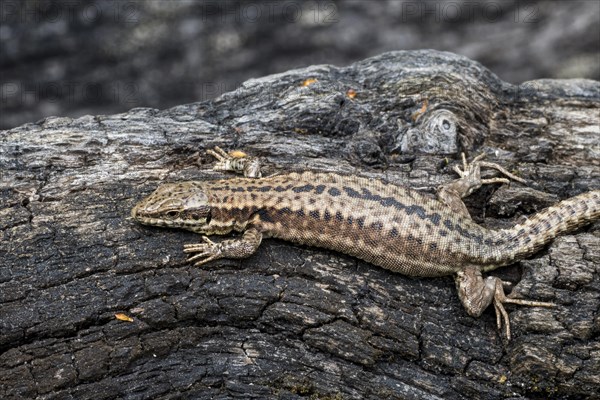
[131,182,212,233]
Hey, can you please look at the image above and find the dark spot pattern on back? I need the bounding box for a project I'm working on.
[292,184,314,193]
[328,187,341,196]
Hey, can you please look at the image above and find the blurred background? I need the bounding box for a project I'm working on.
[1,0,598,130]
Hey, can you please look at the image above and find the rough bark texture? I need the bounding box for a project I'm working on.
[1,50,599,399]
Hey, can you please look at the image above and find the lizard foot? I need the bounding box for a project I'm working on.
[453,152,526,188]
[184,236,223,266]
[438,153,526,217]
[183,229,264,267]
[492,284,555,341]
[456,265,555,340]
[207,146,262,178]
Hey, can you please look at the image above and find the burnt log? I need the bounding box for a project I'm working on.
[1,50,599,399]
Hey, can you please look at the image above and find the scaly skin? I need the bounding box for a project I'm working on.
[131,171,599,277]
[132,148,600,339]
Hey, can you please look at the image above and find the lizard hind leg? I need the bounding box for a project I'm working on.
[455,265,555,340]
[437,153,526,217]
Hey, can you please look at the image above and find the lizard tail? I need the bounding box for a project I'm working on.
[493,190,600,265]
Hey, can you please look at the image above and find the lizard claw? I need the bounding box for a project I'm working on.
[207,146,236,171]
[201,236,216,245]
[453,153,485,179]
[438,153,527,215]
[495,292,556,340]
[206,146,262,178]
[181,229,263,267]
[183,237,222,266]
[453,152,526,185]
[456,265,555,341]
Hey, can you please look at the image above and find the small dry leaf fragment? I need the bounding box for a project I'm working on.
[498,375,508,384]
[411,98,429,121]
[346,89,357,98]
[301,78,318,87]
[229,150,247,158]
[115,313,134,322]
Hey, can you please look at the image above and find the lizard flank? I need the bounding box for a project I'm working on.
[132,148,600,340]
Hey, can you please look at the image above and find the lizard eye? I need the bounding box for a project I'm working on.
[166,211,179,218]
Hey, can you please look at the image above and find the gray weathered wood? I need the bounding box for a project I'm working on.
[1,50,599,399]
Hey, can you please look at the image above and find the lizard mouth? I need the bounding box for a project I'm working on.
[130,204,174,227]
[131,204,211,232]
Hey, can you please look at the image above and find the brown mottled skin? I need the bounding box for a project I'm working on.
[132,148,600,339]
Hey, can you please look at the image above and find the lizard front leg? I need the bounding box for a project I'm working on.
[207,146,262,178]
[183,228,263,266]
[180,147,264,266]
[455,265,555,340]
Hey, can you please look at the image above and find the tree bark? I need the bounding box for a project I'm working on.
[1,50,599,399]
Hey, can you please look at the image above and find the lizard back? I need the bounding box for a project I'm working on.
[211,171,497,276]
[132,171,599,277]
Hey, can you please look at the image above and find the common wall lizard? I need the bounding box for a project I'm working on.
[132,147,600,339]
